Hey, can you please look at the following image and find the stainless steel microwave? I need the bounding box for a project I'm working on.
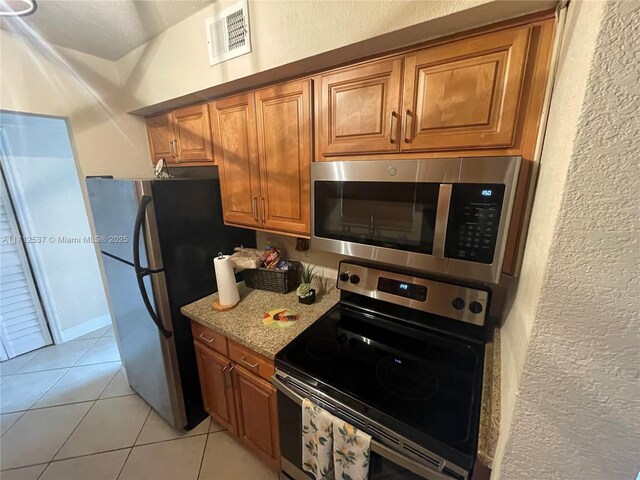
[311,156,521,284]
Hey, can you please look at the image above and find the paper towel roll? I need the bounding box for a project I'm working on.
[214,254,240,306]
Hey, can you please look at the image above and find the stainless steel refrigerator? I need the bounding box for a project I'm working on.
[86,171,256,430]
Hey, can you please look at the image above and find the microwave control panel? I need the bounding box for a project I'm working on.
[444,184,505,264]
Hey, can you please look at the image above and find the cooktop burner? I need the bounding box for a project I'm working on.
[376,355,439,400]
[277,302,484,456]
[305,337,341,361]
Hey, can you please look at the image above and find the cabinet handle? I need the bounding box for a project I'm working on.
[240,355,259,369]
[173,141,181,163]
[199,333,215,343]
[261,198,266,223]
[168,140,174,156]
[403,110,411,143]
[388,111,396,144]
[223,363,233,389]
[252,197,258,222]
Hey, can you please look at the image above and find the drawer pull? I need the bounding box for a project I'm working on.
[223,363,233,389]
[199,333,215,343]
[240,355,259,369]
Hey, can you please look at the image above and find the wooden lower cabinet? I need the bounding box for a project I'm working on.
[233,365,280,470]
[192,323,280,471]
[193,342,238,434]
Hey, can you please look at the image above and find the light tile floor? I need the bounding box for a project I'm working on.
[0,326,277,480]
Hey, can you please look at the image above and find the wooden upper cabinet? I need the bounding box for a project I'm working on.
[401,25,531,151]
[172,104,214,164]
[210,94,262,229]
[146,113,176,165]
[317,58,403,157]
[193,342,237,434]
[232,365,280,470]
[255,79,312,236]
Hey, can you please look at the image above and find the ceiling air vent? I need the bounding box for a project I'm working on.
[205,0,251,66]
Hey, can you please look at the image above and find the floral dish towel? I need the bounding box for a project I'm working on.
[302,398,335,480]
[333,419,371,480]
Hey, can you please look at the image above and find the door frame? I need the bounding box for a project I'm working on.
[0,136,53,356]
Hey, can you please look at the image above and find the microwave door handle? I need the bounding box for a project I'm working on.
[432,184,452,258]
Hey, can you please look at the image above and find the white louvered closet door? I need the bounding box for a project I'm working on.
[0,172,52,359]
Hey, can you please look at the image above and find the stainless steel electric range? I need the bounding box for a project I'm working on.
[274,261,490,480]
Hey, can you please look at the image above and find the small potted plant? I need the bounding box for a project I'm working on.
[297,265,317,305]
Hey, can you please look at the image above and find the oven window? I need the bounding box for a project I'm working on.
[314,181,440,254]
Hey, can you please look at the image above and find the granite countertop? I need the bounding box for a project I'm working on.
[181,279,340,359]
[477,327,501,468]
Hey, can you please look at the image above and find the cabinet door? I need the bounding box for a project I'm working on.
[255,79,311,236]
[172,104,214,164]
[210,94,262,228]
[194,342,237,434]
[146,113,175,165]
[232,364,279,470]
[401,26,531,151]
[318,58,403,156]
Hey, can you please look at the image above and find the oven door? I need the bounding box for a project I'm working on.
[311,157,520,284]
[274,377,464,480]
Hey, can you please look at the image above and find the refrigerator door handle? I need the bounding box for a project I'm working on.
[134,195,173,339]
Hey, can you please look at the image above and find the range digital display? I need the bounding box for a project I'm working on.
[377,277,427,302]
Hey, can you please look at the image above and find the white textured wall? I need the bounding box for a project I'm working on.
[495,1,640,478]
[495,0,606,471]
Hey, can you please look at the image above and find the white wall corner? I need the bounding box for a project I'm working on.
[493,0,640,478]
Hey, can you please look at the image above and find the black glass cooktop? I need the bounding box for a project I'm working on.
[276,302,485,461]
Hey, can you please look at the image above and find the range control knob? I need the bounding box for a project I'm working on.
[349,274,360,285]
[339,272,350,282]
[469,301,484,314]
[451,297,465,310]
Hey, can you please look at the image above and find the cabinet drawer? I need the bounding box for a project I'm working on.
[228,340,274,381]
[191,322,229,357]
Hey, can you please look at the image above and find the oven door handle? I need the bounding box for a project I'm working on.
[432,184,452,259]
[272,375,459,480]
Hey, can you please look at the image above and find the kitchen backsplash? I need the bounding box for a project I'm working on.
[255,232,347,280]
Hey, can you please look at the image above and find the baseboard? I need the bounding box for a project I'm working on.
[61,313,112,342]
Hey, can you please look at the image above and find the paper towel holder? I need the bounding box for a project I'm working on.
[212,252,240,312]
[212,297,238,312]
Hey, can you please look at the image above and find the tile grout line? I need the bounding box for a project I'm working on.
[48,399,98,465]
[15,337,101,375]
[94,361,123,400]
[1,423,215,473]
[1,430,215,475]
[1,359,121,378]
[116,407,153,480]
[6,349,47,375]
[27,392,135,412]
[1,361,125,415]
[1,327,116,476]
[4,399,99,478]
[71,337,111,368]
[0,410,26,439]
[197,429,211,480]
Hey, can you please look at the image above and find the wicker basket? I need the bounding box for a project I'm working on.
[242,261,301,294]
